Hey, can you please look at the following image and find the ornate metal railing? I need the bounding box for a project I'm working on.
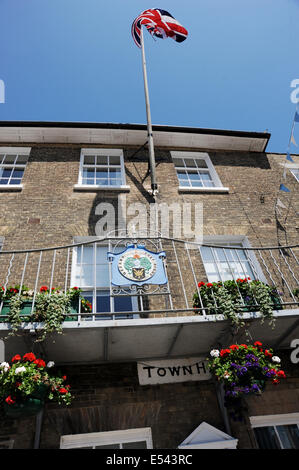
[0,235,298,322]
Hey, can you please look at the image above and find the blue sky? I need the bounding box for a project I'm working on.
[0,0,298,153]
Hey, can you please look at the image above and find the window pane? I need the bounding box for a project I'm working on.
[109,169,121,179]
[78,246,94,264]
[2,169,12,178]
[254,427,281,449]
[96,293,111,313]
[184,159,197,168]
[190,179,203,187]
[177,170,188,180]
[0,155,4,163]
[114,295,133,312]
[10,179,22,185]
[95,444,120,449]
[17,155,29,164]
[276,425,299,449]
[84,155,95,164]
[195,159,208,168]
[96,155,108,165]
[123,441,147,449]
[96,178,109,186]
[0,179,9,185]
[12,169,24,178]
[173,158,184,167]
[109,155,121,165]
[96,170,109,179]
[83,168,95,178]
[3,155,16,163]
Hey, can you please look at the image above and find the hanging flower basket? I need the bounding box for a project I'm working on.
[208,342,286,420]
[193,278,282,327]
[0,353,72,418]
[3,397,44,418]
[0,285,92,339]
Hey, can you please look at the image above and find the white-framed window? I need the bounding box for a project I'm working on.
[171,151,228,192]
[0,147,30,189]
[60,427,153,449]
[75,148,129,190]
[199,236,266,283]
[290,167,299,182]
[250,413,299,449]
[71,239,138,319]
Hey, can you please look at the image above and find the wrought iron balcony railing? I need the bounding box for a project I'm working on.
[0,236,298,323]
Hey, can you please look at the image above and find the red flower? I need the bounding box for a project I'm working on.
[277,370,286,378]
[34,359,46,368]
[240,344,248,349]
[11,354,21,363]
[62,375,67,381]
[254,341,262,347]
[206,283,213,288]
[72,287,78,290]
[220,349,231,357]
[15,382,21,388]
[59,388,68,394]
[23,352,36,362]
[40,286,48,292]
[5,396,16,405]
[198,282,205,287]
[229,345,239,351]
[272,378,280,385]
[264,350,272,357]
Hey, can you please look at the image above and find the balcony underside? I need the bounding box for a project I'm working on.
[0,309,298,365]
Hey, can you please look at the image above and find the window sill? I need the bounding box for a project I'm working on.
[0,184,23,192]
[74,184,130,192]
[178,186,229,193]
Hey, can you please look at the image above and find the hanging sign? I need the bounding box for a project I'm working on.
[108,244,167,286]
[137,357,211,385]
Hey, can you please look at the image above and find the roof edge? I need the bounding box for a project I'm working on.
[0,120,271,142]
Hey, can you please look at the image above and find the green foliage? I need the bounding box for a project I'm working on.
[0,353,72,411]
[208,342,285,399]
[1,286,92,342]
[6,296,23,336]
[193,278,281,329]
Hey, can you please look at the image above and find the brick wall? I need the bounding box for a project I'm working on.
[0,362,224,449]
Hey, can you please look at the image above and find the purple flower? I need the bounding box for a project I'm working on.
[251,384,260,392]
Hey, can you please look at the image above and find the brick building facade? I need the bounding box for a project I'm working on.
[0,122,298,449]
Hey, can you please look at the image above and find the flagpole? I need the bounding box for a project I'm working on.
[140,26,158,197]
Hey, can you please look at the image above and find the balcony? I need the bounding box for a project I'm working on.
[0,235,298,364]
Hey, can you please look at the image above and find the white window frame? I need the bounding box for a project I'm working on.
[60,427,153,449]
[250,413,299,449]
[70,238,139,318]
[74,148,130,191]
[0,147,31,191]
[199,235,268,284]
[171,151,229,193]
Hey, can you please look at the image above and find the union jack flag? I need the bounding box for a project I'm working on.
[131,9,188,48]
